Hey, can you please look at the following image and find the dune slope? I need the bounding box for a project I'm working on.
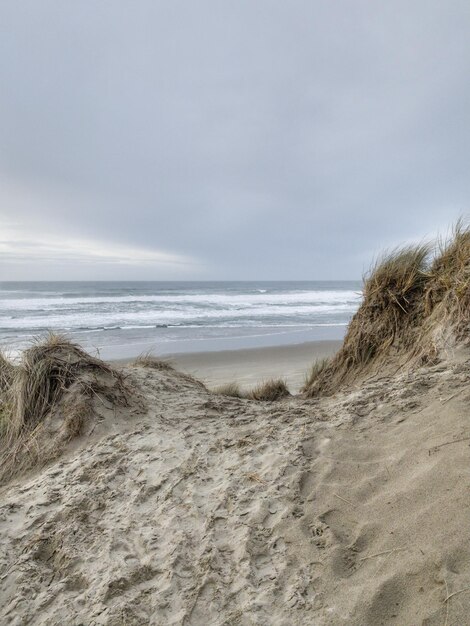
[1,352,470,625]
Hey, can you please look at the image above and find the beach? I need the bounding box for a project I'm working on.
[157,339,342,392]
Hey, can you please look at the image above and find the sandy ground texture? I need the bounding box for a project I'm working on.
[1,352,470,625]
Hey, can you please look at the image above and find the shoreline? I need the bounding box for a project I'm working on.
[114,339,342,392]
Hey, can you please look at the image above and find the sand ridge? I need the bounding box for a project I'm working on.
[1,355,470,625]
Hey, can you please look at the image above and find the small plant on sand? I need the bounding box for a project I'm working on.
[248,378,290,401]
[212,382,244,398]
[132,353,175,371]
[132,352,206,389]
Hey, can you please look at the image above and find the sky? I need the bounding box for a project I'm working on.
[0,1,469,281]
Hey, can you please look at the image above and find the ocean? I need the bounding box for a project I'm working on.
[0,281,362,360]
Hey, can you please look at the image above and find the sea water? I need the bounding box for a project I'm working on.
[0,281,361,359]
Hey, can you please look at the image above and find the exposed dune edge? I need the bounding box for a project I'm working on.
[1,344,470,625]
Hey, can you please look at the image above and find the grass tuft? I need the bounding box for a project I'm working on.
[212,382,244,398]
[302,358,331,392]
[132,353,175,371]
[248,378,290,401]
[132,351,206,390]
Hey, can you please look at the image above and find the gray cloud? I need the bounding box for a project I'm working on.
[0,0,469,279]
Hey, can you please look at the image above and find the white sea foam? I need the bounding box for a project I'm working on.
[0,303,359,331]
[0,290,360,311]
[0,283,361,353]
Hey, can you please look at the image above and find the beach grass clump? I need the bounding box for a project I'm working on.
[0,352,16,394]
[212,382,244,398]
[351,243,431,359]
[304,243,431,396]
[361,243,430,329]
[0,333,129,482]
[347,244,430,352]
[248,378,290,401]
[6,333,119,438]
[0,353,16,438]
[304,220,470,396]
[424,220,470,332]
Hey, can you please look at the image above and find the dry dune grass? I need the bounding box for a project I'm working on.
[0,353,16,436]
[303,357,331,391]
[423,220,470,333]
[0,334,129,483]
[304,220,470,397]
[212,382,244,398]
[0,352,16,393]
[132,353,175,371]
[6,334,119,438]
[248,378,290,401]
[132,352,206,390]
[213,378,291,401]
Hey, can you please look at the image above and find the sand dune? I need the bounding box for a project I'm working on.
[1,348,469,625]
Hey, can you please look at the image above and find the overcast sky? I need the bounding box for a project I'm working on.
[0,1,469,280]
